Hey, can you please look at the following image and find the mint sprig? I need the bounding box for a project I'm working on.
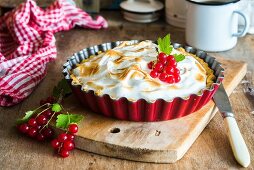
[157,34,186,62]
[157,34,173,55]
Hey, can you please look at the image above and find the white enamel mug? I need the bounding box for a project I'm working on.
[185,0,250,52]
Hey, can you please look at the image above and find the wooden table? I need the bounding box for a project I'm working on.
[0,11,254,169]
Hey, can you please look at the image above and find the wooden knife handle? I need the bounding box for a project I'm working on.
[224,116,250,167]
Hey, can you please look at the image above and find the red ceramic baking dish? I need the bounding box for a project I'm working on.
[62,40,224,122]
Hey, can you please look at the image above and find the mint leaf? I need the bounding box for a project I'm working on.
[16,110,35,124]
[157,34,173,55]
[56,113,84,129]
[174,54,185,62]
[52,103,62,112]
[53,79,72,99]
[158,37,163,52]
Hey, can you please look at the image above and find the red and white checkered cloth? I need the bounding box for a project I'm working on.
[0,0,108,106]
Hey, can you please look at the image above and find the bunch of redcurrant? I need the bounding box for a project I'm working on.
[148,52,181,84]
[18,113,54,141]
[17,97,56,141]
[51,124,78,158]
[17,96,80,158]
[16,79,83,159]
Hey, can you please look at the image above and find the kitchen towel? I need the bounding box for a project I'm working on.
[0,0,108,106]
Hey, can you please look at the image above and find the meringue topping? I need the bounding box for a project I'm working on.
[71,40,209,102]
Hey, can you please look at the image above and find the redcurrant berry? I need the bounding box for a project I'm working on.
[153,62,164,72]
[59,149,69,158]
[150,70,159,78]
[63,140,75,151]
[167,55,177,66]
[168,60,177,67]
[42,110,53,119]
[167,55,175,61]
[68,124,78,134]
[174,74,181,83]
[18,123,30,134]
[165,66,175,75]
[36,133,45,141]
[58,133,68,143]
[158,53,167,63]
[159,73,168,82]
[67,134,75,141]
[42,128,54,138]
[166,75,175,84]
[51,139,60,149]
[35,125,42,130]
[36,115,47,125]
[28,118,37,127]
[174,68,180,75]
[28,128,38,138]
[161,59,168,65]
[147,61,154,69]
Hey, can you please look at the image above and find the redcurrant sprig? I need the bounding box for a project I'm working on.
[148,52,181,84]
[17,97,57,141]
[51,123,78,158]
[16,79,83,159]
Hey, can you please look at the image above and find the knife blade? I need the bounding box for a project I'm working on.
[213,83,233,116]
[213,84,250,167]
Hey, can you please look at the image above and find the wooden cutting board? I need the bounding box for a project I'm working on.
[62,57,247,163]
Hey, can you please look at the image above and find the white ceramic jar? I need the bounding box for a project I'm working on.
[120,0,164,23]
[165,0,186,28]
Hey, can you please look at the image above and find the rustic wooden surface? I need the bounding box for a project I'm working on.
[64,58,247,163]
[0,11,254,169]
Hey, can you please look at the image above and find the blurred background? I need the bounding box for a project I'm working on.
[0,0,253,33]
[0,0,164,13]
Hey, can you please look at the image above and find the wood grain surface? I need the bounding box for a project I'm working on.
[0,11,254,169]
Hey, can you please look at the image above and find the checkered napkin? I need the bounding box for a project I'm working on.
[0,0,108,106]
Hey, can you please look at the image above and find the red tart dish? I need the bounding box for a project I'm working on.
[63,40,224,122]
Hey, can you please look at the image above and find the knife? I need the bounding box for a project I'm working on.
[213,83,250,167]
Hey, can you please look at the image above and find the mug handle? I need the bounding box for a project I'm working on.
[233,11,250,37]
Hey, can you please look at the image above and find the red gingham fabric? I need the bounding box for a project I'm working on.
[0,0,108,106]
